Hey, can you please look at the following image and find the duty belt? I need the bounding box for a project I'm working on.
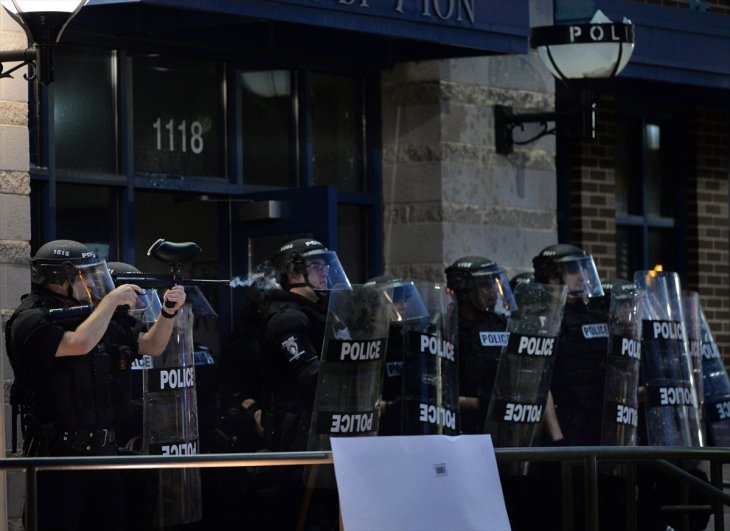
[61,428,116,454]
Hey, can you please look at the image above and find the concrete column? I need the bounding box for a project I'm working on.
[380,1,559,281]
[0,7,31,529]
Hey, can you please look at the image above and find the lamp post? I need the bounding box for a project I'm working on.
[0,0,88,85]
[495,9,635,155]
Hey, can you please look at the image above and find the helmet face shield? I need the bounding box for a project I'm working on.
[69,260,115,304]
[390,281,429,322]
[302,250,351,292]
[469,270,516,315]
[557,255,604,298]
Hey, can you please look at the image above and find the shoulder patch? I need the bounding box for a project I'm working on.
[281,335,307,363]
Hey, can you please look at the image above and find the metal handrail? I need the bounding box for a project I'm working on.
[5,445,730,531]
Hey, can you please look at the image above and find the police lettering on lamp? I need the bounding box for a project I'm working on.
[445,256,515,434]
[5,240,185,531]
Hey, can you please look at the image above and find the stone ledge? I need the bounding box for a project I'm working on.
[0,240,29,265]
[0,100,27,126]
[0,171,29,194]
[443,203,556,229]
[383,143,556,171]
[383,80,555,110]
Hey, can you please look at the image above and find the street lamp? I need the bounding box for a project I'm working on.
[0,0,88,85]
[495,10,635,155]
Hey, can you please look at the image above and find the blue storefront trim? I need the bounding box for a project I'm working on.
[598,0,730,90]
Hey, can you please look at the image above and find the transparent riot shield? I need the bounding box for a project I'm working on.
[683,291,706,446]
[634,270,702,447]
[308,284,393,451]
[142,304,202,526]
[401,281,460,435]
[699,305,730,446]
[600,282,642,450]
[484,282,567,465]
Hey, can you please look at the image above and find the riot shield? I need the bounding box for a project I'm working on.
[142,304,202,526]
[634,270,702,447]
[699,305,730,446]
[484,282,567,459]
[600,282,642,447]
[308,284,393,452]
[683,291,706,446]
[401,281,460,435]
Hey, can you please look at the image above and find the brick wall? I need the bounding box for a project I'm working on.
[567,94,730,364]
[567,101,618,279]
[685,106,730,360]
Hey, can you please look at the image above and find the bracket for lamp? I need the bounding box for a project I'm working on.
[0,48,37,81]
[494,87,597,155]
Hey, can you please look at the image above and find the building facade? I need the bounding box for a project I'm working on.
[0,0,728,524]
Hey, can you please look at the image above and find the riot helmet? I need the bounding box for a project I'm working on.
[590,278,635,315]
[107,261,163,324]
[273,238,350,296]
[31,240,114,304]
[364,275,428,322]
[510,272,534,293]
[445,256,516,316]
[532,243,604,298]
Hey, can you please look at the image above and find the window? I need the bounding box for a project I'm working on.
[311,72,366,194]
[133,54,226,178]
[615,116,683,280]
[31,44,381,349]
[54,46,117,173]
[240,70,294,187]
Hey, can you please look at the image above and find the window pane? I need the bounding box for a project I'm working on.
[133,55,225,178]
[134,190,221,354]
[645,122,673,218]
[54,46,116,173]
[56,183,117,259]
[338,205,370,283]
[241,70,293,187]
[615,117,641,216]
[616,225,642,281]
[648,228,677,273]
[311,73,365,194]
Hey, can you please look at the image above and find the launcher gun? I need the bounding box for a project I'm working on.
[113,239,231,308]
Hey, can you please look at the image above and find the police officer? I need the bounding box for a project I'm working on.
[364,275,427,435]
[533,244,606,445]
[532,243,623,531]
[445,256,515,434]
[260,239,350,531]
[262,238,350,452]
[105,261,165,448]
[5,240,185,531]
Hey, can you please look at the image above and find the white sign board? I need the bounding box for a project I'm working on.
[331,434,511,531]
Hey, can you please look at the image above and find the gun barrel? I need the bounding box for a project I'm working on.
[114,275,232,289]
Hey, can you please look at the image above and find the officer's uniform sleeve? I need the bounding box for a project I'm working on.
[11,309,65,369]
[265,309,321,393]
